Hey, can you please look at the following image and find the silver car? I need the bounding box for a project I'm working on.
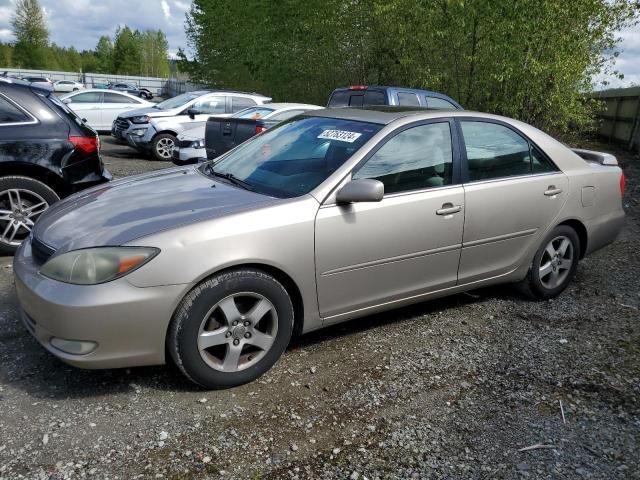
[14,109,625,389]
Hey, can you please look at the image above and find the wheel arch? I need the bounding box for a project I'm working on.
[153,130,178,139]
[557,218,588,259]
[0,163,67,197]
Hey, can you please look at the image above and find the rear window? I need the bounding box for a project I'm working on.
[328,90,350,107]
[363,90,386,106]
[48,93,85,128]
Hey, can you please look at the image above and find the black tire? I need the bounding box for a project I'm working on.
[168,269,294,389]
[151,133,176,161]
[72,88,79,91]
[518,225,580,300]
[0,176,60,255]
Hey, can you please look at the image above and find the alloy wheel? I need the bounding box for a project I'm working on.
[0,189,49,247]
[197,292,278,372]
[156,138,174,159]
[539,235,574,289]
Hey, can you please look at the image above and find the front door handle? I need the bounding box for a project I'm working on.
[544,185,563,196]
[436,203,462,216]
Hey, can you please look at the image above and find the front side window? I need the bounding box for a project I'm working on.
[353,122,453,194]
[427,97,457,109]
[68,92,102,104]
[397,92,420,106]
[461,121,554,181]
[0,95,30,124]
[231,96,257,113]
[205,116,382,198]
[194,98,226,114]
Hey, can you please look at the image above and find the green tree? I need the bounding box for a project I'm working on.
[11,0,50,68]
[140,30,170,77]
[95,35,114,73]
[0,43,14,68]
[112,26,142,75]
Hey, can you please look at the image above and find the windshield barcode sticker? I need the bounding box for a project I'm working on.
[318,130,362,143]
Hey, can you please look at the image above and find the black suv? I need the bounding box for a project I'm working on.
[0,78,112,254]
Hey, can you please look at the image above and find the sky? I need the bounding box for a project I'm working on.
[0,0,638,88]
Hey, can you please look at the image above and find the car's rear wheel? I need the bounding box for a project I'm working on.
[519,225,580,299]
[0,176,59,255]
[151,133,176,161]
[168,269,294,389]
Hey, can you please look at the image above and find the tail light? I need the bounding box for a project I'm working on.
[69,135,99,155]
[620,172,625,197]
[255,125,267,134]
[349,85,368,90]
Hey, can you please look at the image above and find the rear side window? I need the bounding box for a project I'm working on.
[397,92,420,106]
[363,90,386,106]
[426,97,457,109]
[195,98,226,114]
[68,92,102,103]
[231,96,257,113]
[104,92,138,104]
[0,95,31,124]
[354,122,453,193]
[460,121,555,181]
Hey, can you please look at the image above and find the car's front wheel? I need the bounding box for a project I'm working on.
[519,225,580,299]
[0,176,59,255]
[168,269,294,389]
[151,133,176,161]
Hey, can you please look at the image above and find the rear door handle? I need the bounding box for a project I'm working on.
[436,203,462,216]
[544,186,563,196]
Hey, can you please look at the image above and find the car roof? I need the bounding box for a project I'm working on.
[60,88,150,101]
[306,106,509,125]
[0,76,52,93]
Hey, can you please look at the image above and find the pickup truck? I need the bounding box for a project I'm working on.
[202,103,322,162]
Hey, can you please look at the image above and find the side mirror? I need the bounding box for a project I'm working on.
[336,179,384,204]
[81,118,88,123]
[187,108,201,119]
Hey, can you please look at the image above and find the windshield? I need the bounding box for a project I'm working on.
[201,116,382,198]
[155,92,203,110]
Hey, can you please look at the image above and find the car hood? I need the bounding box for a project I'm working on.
[118,106,179,119]
[33,167,280,253]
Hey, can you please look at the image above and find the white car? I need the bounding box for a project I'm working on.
[60,89,154,132]
[172,103,323,165]
[53,80,84,93]
[112,90,272,161]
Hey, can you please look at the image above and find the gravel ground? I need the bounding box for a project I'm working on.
[0,138,638,480]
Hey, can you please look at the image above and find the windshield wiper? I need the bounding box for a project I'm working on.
[209,169,255,191]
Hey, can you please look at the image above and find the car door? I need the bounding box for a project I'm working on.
[315,120,465,321]
[102,92,144,130]
[180,96,228,129]
[64,91,103,128]
[457,119,569,284]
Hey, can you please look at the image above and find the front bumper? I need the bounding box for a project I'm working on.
[111,119,155,151]
[171,146,206,166]
[13,239,188,369]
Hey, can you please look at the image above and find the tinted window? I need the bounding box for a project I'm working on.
[363,90,387,106]
[461,121,533,181]
[328,90,350,107]
[0,96,30,124]
[426,97,457,109]
[194,97,226,114]
[231,96,257,113]
[397,92,420,106]
[68,92,102,103]
[354,122,453,194]
[267,109,306,121]
[209,117,382,198]
[103,92,138,104]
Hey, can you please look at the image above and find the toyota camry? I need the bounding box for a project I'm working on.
[14,108,625,389]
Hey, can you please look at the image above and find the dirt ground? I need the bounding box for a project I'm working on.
[0,137,638,479]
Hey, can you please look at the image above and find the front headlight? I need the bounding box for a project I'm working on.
[191,139,205,149]
[131,115,150,124]
[40,247,159,285]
